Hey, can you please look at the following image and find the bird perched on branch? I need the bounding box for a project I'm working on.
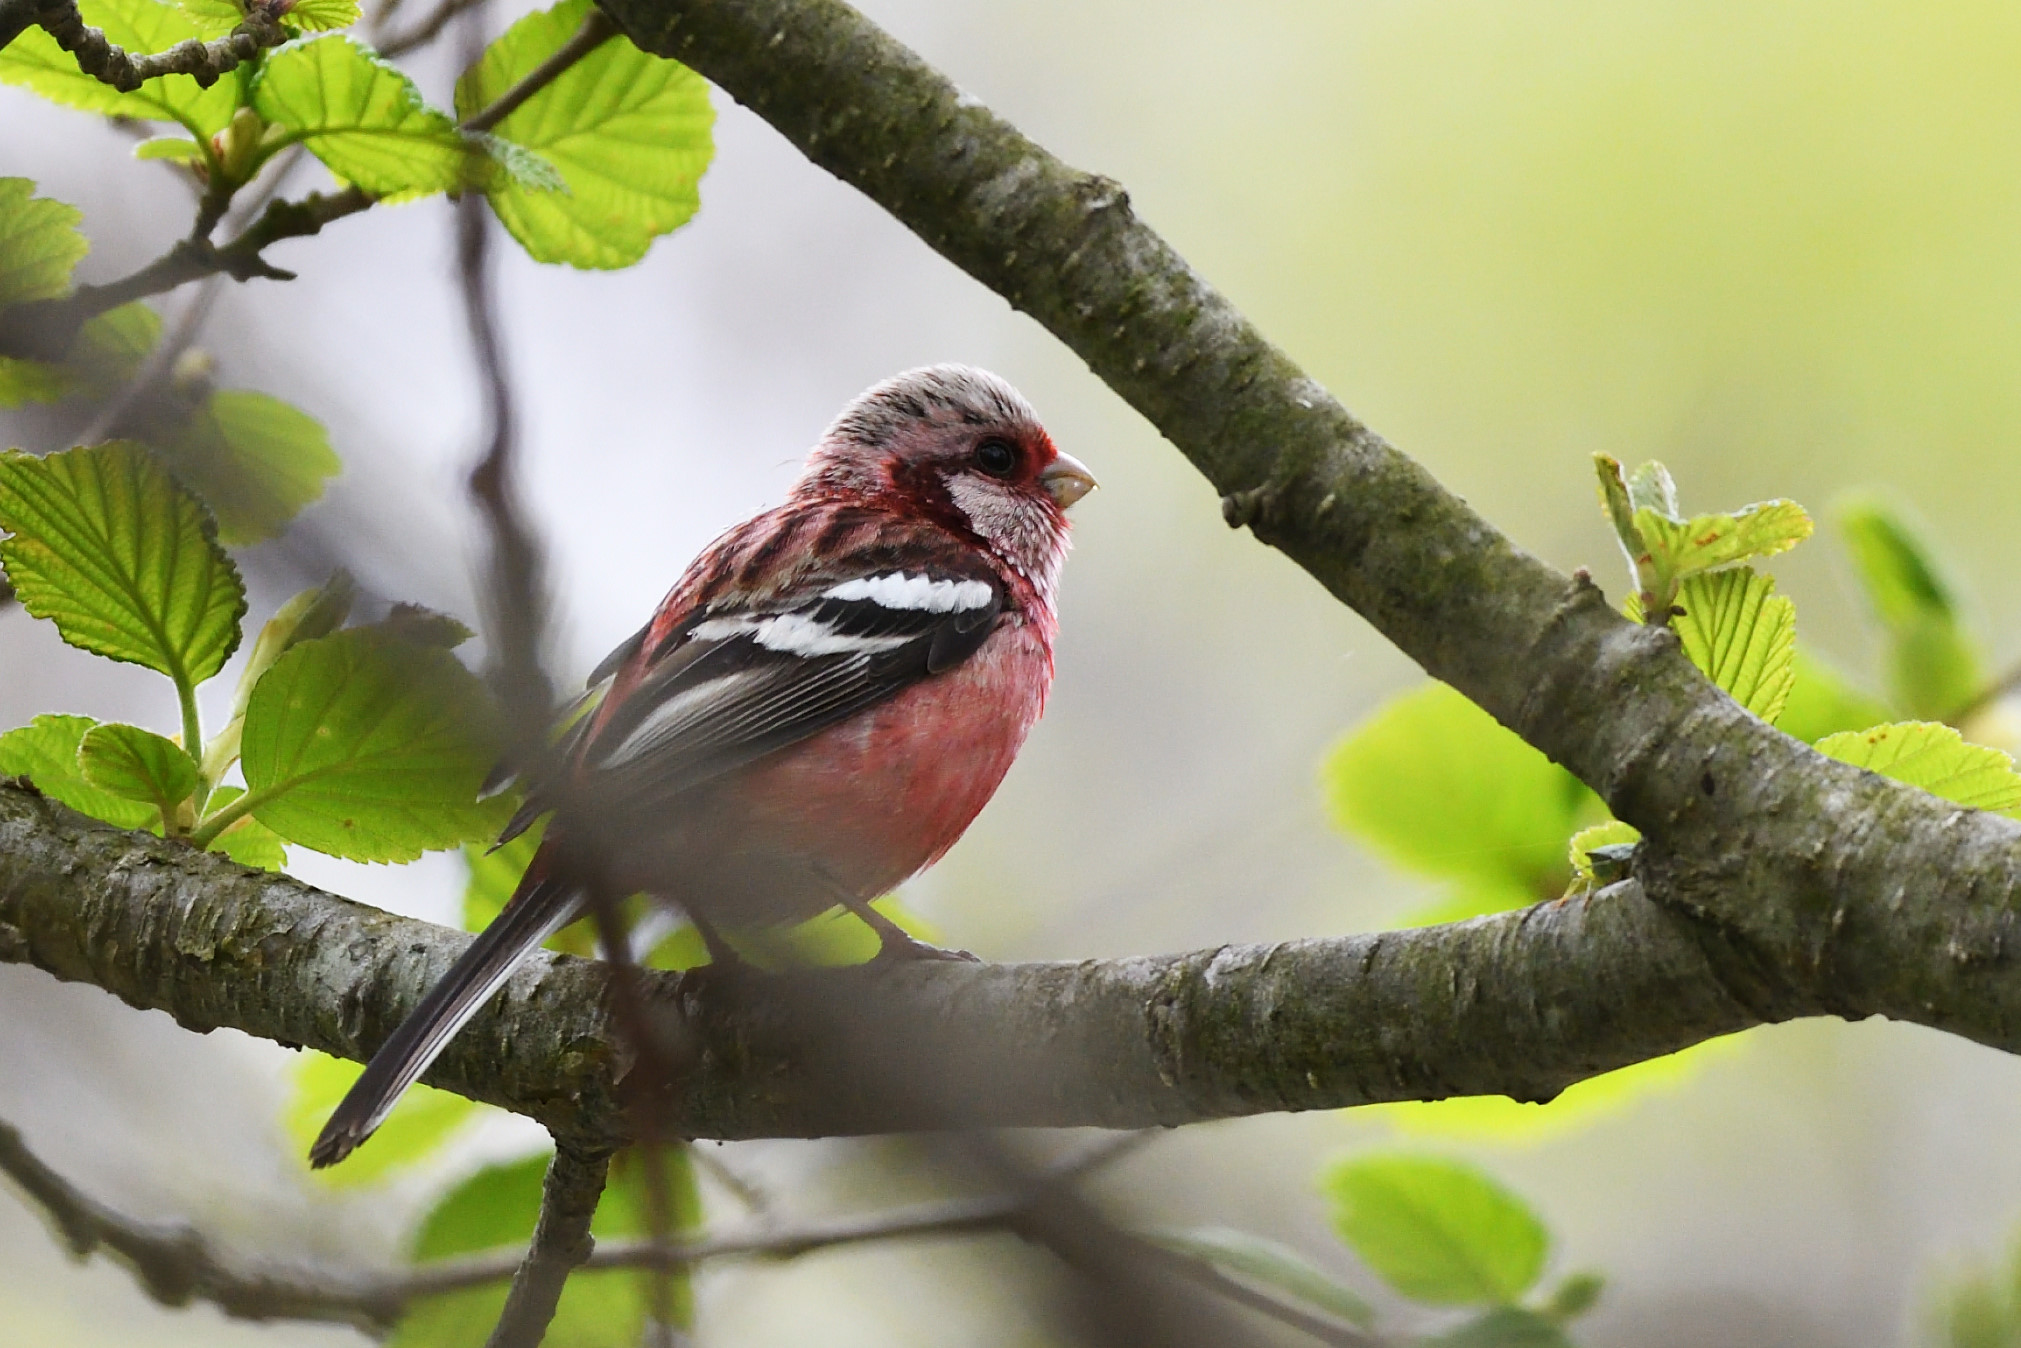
[311,365,1096,1167]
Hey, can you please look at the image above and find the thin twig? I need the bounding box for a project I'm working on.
[458,9,616,134]
[28,0,286,91]
[377,0,490,57]
[688,1148,773,1215]
[0,186,372,362]
[483,1140,613,1348]
[0,1119,402,1331]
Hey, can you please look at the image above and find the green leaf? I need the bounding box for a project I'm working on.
[1668,567,1796,723]
[1323,683,1601,898]
[199,786,288,869]
[0,0,241,136]
[1778,651,1893,745]
[133,135,206,163]
[0,358,70,409]
[77,722,198,822]
[1542,1271,1604,1322]
[1148,1227,1374,1328]
[286,1051,475,1186]
[0,441,246,686]
[157,389,341,544]
[0,178,88,305]
[285,0,361,30]
[69,301,165,391]
[1565,819,1639,890]
[0,714,157,829]
[394,1147,696,1344]
[1815,721,2021,813]
[1429,1308,1574,1348]
[1321,1154,1549,1307]
[1836,496,1982,720]
[1634,498,1813,582]
[252,35,472,199]
[455,0,714,269]
[236,628,509,861]
[1623,460,1677,517]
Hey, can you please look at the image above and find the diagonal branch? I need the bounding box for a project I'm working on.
[15,0,287,90]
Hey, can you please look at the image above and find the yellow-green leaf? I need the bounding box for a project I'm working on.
[455,0,714,269]
[1835,496,1981,720]
[1322,1154,1549,1307]
[0,713,158,829]
[1566,819,1640,889]
[159,389,341,543]
[77,722,198,822]
[1634,498,1813,581]
[287,1051,475,1186]
[0,178,87,305]
[252,35,471,200]
[1670,567,1796,724]
[201,786,288,869]
[134,135,207,163]
[1816,721,2021,813]
[0,442,246,686]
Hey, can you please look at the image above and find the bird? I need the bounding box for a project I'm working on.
[310,365,1095,1167]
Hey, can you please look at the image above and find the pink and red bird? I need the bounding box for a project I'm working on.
[312,366,1094,1167]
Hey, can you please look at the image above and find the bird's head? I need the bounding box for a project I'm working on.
[797,365,1096,598]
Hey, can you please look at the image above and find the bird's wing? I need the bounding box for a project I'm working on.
[582,568,1004,803]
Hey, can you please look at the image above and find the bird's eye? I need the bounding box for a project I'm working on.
[974,437,1018,478]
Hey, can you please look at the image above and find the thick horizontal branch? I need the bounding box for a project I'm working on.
[590,0,2021,1053]
[0,780,1781,1142]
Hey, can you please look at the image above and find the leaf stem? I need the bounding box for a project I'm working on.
[188,780,270,849]
[176,681,203,812]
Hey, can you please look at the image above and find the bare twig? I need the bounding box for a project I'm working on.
[483,1141,613,1348]
[26,0,287,91]
[0,1119,402,1332]
[0,186,372,362]
[377,0,491,57]
[458,9,616,134]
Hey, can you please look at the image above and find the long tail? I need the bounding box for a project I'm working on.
[309,859,581,1169]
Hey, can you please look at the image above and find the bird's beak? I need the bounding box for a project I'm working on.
[1041,452,1098,508]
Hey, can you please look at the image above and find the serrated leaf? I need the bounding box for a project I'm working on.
[1815,721,2021,813]
[77,722,198,821]
[1323,683,1601,898]
[0,442,245,687]
[157,389,340,544]
[394,1146,696,1344]
[200,786,287,869]
[1430,1308,1574,1348]
[0,714,157,829]
[455,0,714,269]
[1669,567,1796,723]
[134,136,206,163]
[1566,819,1640,889]
[0,0,241,136]
[252,35,472,199]
[286,1051,475,1186]
[1634,498,1813,581]
[1322,1154,1549,1306]
[237,628,509,861]
[1149,1227,1374,1328]
[0,178,88,305]
[1836,497,1981,720]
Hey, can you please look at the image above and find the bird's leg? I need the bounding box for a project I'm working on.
[812,870,980,963]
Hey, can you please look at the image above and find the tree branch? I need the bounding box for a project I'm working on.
[0,187,372,361]
[582,0,2021,1054]
[0,1118,403,1331]
[484,1141,612,1348]
[18,0,287,91]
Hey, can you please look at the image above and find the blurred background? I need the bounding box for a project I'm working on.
[7,0,2021,1343]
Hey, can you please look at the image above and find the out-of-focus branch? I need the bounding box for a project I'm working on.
[376,0,489,56]
[9,0,286,89]
[0,187,372,361]
[0,1119,402,1332]
[457,9,615,133]
[484,1142,612,1348]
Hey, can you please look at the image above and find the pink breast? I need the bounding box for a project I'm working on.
[712,619,1054,898]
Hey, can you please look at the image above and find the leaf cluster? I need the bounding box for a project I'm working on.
[1323,459,2021,1138]
[0,441,510,868]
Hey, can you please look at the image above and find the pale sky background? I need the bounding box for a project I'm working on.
[6,1,2021,1345]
